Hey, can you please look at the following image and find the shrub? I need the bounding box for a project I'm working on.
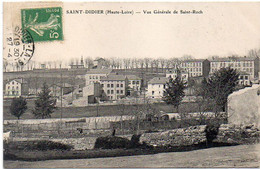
[205,121,220,144]
[5,140,73,151]
[94,135,150,149]
[94,136,132,149]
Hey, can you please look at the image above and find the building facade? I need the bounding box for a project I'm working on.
[126,75,142,92]
[209,56,259,81]
[4,78,28,98]
[100,75,128,100]
[166,68,189,83]
[147,77,168,98]
[93,58,108,69]
[179,59,210,77]
[85,69,112,85]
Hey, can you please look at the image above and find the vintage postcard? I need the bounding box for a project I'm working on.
[2,1,260,168]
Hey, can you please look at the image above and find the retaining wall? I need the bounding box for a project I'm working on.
[139,125,207,147]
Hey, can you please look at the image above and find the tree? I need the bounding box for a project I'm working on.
[10,97,27,119]
[32,82,57,119]
[163,71,187,115]
[203,67,239,115]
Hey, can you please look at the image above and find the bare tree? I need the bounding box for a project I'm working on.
[248,48,260,58]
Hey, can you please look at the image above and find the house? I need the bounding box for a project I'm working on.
[85,69,113,85]
[50,83,74,97]
[70,57,85,69]
[180,59,210,77]
[125,75,142,94]
[166,68,189,83]
[147,77,168,98]
[93,58,108,69]
[209,56,259,81]
[100,75,128,100]
[4,78,29,98]
[81,82,102,103]
[238,71,251,86]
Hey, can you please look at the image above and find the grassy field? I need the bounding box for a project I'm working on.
[4,143,259,168]
[4,100,205,120]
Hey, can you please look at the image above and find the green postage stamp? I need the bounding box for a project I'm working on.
[21,7,63,42]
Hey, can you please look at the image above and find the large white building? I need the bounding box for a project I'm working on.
[85,69,112,85]
[209,56,259,81]
[180,59,210,77]
[147,77,168,99]
[100,75,128,100]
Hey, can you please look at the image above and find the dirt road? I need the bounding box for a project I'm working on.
[4,144,260,168]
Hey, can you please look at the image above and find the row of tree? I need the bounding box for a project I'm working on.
[4,48,259,72]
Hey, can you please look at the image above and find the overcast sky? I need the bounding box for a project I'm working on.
[23,2,260,62]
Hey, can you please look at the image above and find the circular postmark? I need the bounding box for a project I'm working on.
[4,26,35,66]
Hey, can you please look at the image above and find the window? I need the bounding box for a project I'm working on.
[107,90,110,94]
[111,84,114,88]
[121,90,123,94]
[117,90,119,94]
[111,90,114,94]
[107,84,110,88]
[132,81,135,84]
[136,81,139,84]
[245,76,248,80]
[16,86,18,89]
[101,84,104,87]
[163,84,166,89]
[121,84,123,87]
[117,84,119,87]
[96,76,98,79]
[8,86,10,89]
[152,91,154,95]
[12,81,14,85]
[111,96,113,100]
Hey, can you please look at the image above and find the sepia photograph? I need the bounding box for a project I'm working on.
[2,1,260,168]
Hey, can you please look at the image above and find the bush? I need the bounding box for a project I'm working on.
[94,135,150,149]
[5,140,73,151]
[205,121,220,144]
[94,136,132,149]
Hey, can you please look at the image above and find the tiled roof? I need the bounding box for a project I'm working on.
[100,75,126,81]
[182,59,206,62]
[86,69,112,74]
[94,58,106,61]
[148,77,168,84]
[126,75,141,80]
[6,78,27,84]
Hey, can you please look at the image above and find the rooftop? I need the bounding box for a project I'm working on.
[6,78,27,84]
[182,59,207,62]
[100,75,126,81]
[86,69,112,74]
[125,75,141,80]
[209,56,257,62]
[148,77,168,84]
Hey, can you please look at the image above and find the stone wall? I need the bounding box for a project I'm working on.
[214,124,260,144]
[139,125,207,147]
[228,85,260,127]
